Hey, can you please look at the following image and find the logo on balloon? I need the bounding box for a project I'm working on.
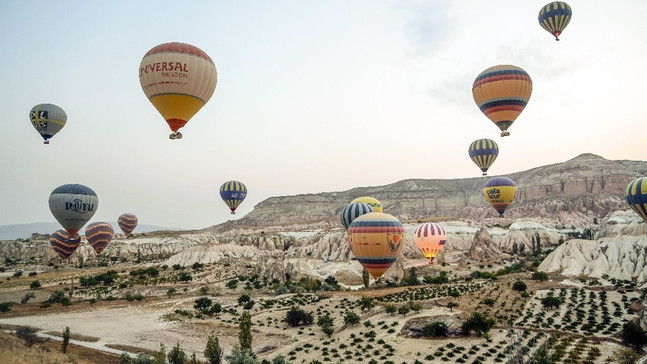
[487,188,501,199]
[65,199,95,213]
[387,234,402,253]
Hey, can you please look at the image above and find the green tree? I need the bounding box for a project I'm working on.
[404,267,420,286]
[285,306,313,327]
[422,322,448,337]
[225,346,259,364]
[482,298,495,307]
[447,301,458,311]
[532,271,549,281]
[358,296,374,311]
[204,334,223,364]
[385,304,397,316]
[167,288,177,298]
[0,301,13,312]
[16,326,40,346]
[512,280,527,292]
[238,294,251,305]
[397,305,411,316]
[194,297,213,313]
[317,314,334,338]
[30,280,41,289]
[540,296,561,310]
[621,321,647,353]
[168,342,187,364]
[613,348,640,364]
[152,343,166,364]
[178,272,193,284]
[227,279,239,291]
[461,312,495,336]
[239,311,253,350]
[362,269,370,288]
[512,242,518,255]
[21,292,35,304]
[62,326,70,353]
[343,311,360,325]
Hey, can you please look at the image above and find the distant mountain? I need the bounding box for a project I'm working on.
[0,222,176,240]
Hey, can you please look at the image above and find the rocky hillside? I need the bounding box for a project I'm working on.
[210,154,647,232]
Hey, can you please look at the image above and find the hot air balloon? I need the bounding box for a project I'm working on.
[118,213,138,236]
[468,138,499,176]
[139,42,218,139]
[341,202,375,230]
[49,184,98,237]
[220,180,247,214]
[483,177,517,217]
[85,222,114,255]
[539,2,572,41]
[626,177,647,223]
[351,197,383,213]
[50,229,81,260]
[413,222,447,263]
[472,65,532,137]
[29,103,67,144]
[346,212,405,280]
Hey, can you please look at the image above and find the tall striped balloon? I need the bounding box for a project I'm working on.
[50,229,82,260]
[29,103,67,144]
[48,184,98,237]
[347,212,405,280]
[85,222,115,255]
[413,223,447,263]
[468,138,499,176]
[626,177,647,223]
[483,177,517,216]
[220,180,247,214]
[539,2,572,41]
[472,65,532,137]
[351,196,383,213]
[118,213,138,236]
[139,42,217,139]
[341,202,374,230]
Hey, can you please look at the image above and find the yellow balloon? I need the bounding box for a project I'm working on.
[351,196,383,213]
[483,177,516,216]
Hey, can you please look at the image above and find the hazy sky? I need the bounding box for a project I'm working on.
[1,1,646,230]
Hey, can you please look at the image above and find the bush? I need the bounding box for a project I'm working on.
[422,321,449,337]
[512,280,527,292]
[167,343,187,364]
[343,311,360,325]
[285,306,313,327]
[16,326,41,346]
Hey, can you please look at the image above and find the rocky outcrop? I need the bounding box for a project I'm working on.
[468,228,501,261]
[400,315,463,338]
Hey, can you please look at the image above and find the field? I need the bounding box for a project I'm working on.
[0,256,641,363]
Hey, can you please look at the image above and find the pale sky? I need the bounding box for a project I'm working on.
[1,1,646,229]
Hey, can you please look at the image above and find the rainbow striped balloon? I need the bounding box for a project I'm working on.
[626,177,647,223]
[50,229,81,260]
[472,65,532,137]
[347,212,405,280]
[85,221,115,255]
[118,213,138,236]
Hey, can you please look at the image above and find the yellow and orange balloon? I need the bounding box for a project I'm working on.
[413,223,447,263]
[139,42,217,139]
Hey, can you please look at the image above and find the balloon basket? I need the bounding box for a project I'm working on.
[230,211,236,215]
[44,140,49,144]
[500,131,510,137]
[482,172,487,176]
[169,131,183,140]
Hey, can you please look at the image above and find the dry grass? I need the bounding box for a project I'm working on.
[44,330,100,342]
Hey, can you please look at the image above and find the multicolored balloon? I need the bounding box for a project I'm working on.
[351,197,383,213]
[472,65,532,137]
[539,2,572,41]
[220,180,247,214]
[50,229,81,260]
[85,222,115,255]
[346,212,405,280]
[413,223,447,263]
[49,184,98,237]
[483,177,517,217]
[139,42,218,139]
[118,213,138,236]
[468,138,499,176]
[341,202,374,230]
[626,177,647,223]
[29,103,67,144]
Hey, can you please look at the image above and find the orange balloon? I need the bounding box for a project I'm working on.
[413,223,447,263]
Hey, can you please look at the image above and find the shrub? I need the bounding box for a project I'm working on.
[422,322,449,337]
[285,306,313,327]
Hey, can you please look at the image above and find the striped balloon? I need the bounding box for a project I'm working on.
[626,177,647,223]
[539,2,572,41]
[85,222,115,255]
[413,223,447,263]
[472,65,532,137]
[468,138,499,176]
[48,184,98,237]
[118,213,138,236]
[341,202,375,230]
[50,229,81,260]
[347,212,405,280]
[483,177,517,216]
[29,103,67,144]
[220,180,247,214]
[139,42,217,139]
[350,196,383,213]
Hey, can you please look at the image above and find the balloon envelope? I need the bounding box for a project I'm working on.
[85,221,114,255]
[49,184,98,237]
[539,2,572,41]
[468,138,499,176]
[413,223,447,263]
[347,212,405,280]
[351,197,383,213]
[118,213,138,236]
[50,229,81,260]
[341,202,374,230]
[472,65,532,137]
[30,103,67,144]
[626,177,647,223]
[483,177,517,216]
[220,180,247,214]
[139,42,218,139]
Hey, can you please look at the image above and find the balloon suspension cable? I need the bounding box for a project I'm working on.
[169,131,183,140]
